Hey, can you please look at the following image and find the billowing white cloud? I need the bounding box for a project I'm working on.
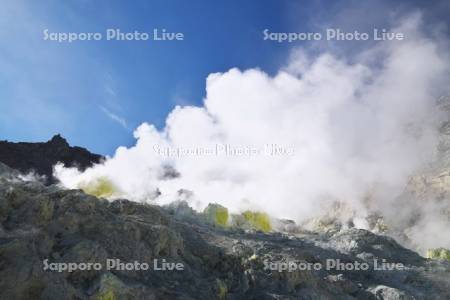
[56,14,450,250]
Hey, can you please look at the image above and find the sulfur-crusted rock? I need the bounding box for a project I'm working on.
[230,211,272,233]
[203,203,229,227]
[426,248,450,262]
[78,177,119,199]
[241,211,272,232]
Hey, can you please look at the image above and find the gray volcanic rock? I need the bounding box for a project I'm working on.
[0,134,103,184]
[0,163,449,300]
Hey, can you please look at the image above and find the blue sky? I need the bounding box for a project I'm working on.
[1,0,448,155]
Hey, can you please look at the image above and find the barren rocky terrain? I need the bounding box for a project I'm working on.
[0,161,449,299]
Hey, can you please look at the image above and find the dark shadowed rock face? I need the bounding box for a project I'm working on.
[0,134,103,184]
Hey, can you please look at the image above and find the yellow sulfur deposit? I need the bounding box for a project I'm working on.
[78,177,117,198]
[95,290,117,300]
[242,211,272,232]
[216,278,228,300]
[426,248,450,262]
[203,203,229,227]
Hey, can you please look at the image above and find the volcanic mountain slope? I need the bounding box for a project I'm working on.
[0,162,449,300]
[0,135,103,184]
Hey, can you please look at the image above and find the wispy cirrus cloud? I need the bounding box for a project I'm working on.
[99,106,128,130]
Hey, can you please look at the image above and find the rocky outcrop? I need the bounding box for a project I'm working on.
[0,163,449,300]
[0,135,103,184]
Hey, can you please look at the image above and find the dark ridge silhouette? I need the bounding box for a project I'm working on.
[0,134,103,184]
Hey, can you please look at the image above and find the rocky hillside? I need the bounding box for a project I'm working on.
[0,135,103,184]
[0,162,449,299]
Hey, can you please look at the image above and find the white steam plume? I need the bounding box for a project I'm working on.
[55,15,450,249]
